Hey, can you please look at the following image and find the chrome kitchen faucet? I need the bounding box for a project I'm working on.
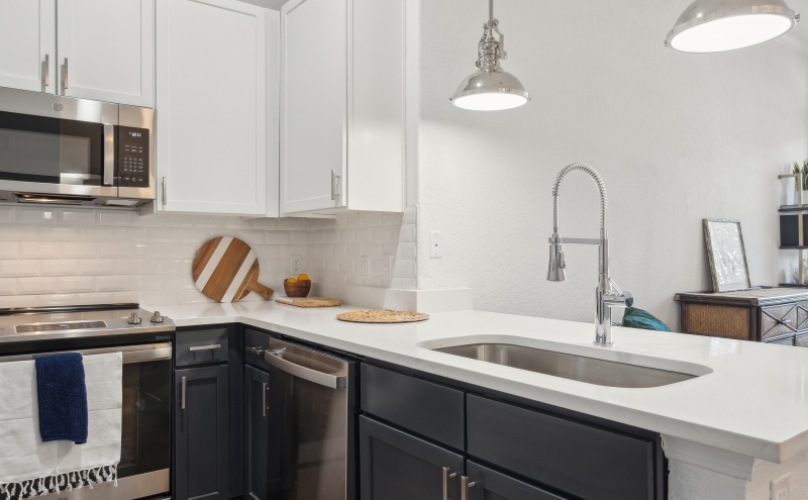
[547,162,633,347]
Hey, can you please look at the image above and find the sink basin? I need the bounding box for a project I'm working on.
[431,342,705,388]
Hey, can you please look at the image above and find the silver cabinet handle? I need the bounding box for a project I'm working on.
[330,169,340,201]
[189,343,222,352]
[42,54,50,87]
[103,123,115,186]
[61,58,68,92]
[261,382,268,418]
[461,476,476,500]
[161,177,167,206]
[246,346,266,356]
[442,467,458,500]
[181,376,187,411]
[263,349,346,389]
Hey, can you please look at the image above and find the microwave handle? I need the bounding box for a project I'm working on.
[103,123,115,186]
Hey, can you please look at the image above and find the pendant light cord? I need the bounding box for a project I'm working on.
[489,0,493,22]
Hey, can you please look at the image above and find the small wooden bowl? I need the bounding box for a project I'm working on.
[284,279,311,298]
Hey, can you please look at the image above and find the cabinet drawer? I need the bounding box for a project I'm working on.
[760,303,800,339]
[467,395,656,500]
[796,333,808,348]
[466,461,567,500]
[361,364,464,450]
[176,327,229,367]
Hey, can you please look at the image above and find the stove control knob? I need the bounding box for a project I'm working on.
[150,311,164,323]
[127,313,142,325]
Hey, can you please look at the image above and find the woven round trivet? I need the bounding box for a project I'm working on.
[336,310,429,323]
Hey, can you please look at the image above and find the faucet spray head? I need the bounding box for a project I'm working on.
[547,233,566,282]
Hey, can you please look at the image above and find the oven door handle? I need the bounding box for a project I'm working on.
[0,343,172,364]
[263,350,346,389]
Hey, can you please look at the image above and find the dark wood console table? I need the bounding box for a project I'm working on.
[674,287,808,346]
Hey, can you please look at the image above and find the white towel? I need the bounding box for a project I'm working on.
[0,353,122,499]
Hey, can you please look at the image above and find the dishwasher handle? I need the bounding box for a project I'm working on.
[263,349,346,389]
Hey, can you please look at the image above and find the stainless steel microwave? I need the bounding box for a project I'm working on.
[0,87,154,208]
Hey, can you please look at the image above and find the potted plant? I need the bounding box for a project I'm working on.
[793,160,808,204]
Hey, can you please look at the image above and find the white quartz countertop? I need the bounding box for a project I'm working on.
[148,300,808,464]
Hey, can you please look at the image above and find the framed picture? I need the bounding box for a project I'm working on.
[703,219,751,292]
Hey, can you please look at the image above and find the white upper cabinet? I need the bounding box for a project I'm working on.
[280,0,404,216]
[155,0,276,216]
[0,0,55,93]
[57,0,155,107]
[0,0,154,107]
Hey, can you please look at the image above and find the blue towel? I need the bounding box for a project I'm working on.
[622,307,671,332]
[35,353,88,445]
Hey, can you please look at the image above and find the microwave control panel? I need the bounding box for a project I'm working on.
[117,126,150,188]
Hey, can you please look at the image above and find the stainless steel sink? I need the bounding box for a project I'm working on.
[433,343,699,388]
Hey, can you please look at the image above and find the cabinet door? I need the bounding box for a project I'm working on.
[359,416,464,500]
[244,365,271,500]
[0,0,55,93]
[156,0,270,215]
[281,0,347,214]
[174,365,229,500]
[56,0,154,106]
[465,461,568,500]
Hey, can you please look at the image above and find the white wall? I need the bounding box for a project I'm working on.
[415,0,808,329]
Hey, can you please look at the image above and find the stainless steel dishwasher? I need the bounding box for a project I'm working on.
[245,333,356,500]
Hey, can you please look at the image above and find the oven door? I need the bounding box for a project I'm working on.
[0,87,117,201]
[4,343,172,500]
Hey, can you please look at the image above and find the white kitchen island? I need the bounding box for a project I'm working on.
[151,300,808,500]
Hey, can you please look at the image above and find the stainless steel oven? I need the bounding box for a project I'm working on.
[0,304,174,500]
[0,87,154,208]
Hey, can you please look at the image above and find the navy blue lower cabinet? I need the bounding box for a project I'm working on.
[359,415,464,500]
[244,365,273,500]
[464,461,567,500]
[173,365,229,500]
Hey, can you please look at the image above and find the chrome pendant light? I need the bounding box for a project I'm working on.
[450,0,529,111]
[666,0,799,53]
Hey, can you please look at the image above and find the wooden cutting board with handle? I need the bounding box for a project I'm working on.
[192,236,274,302]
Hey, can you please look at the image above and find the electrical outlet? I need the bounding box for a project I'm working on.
[771,473,790,500]
[290,255,302,275]
[429,230,442,258]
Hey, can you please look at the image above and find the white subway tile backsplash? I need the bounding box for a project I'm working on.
[36,226,77,241]
[41,259,80,276]
[0,260,40,277]
[0,242,18,259]
[96,210,132,226]
[60,242,96,259]
[58,276,95,293]
[79,259,117,276]
[96,275,133,292]
[0,206,16,224]
[18,277,59,295]
[16,208,58,225]
[20,241,60,259]
[0,278,16,295]
[5,206,414,305]
[61,209,96,226]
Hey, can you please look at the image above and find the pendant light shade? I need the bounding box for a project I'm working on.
[666,0,799,53]
[450,0,529,111]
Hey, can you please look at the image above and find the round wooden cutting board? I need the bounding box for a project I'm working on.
[336,310,429,323]
[192,236,274,303]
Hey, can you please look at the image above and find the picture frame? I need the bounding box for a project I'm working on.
[702,219,751,292]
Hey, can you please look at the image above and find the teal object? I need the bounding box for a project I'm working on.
[622,307,671,332]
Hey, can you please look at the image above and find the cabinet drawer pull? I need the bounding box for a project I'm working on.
[262,382,268,418]
[778,318,792,325]
[181,376,187,411]
[189,343,222,352]
[42,54,50,88]
[61,58,69,92]
[460,475,476,500]
[441,467,457,500]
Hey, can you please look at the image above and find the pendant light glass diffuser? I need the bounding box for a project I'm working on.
[450,0,529,110]
[666,0,799,53]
